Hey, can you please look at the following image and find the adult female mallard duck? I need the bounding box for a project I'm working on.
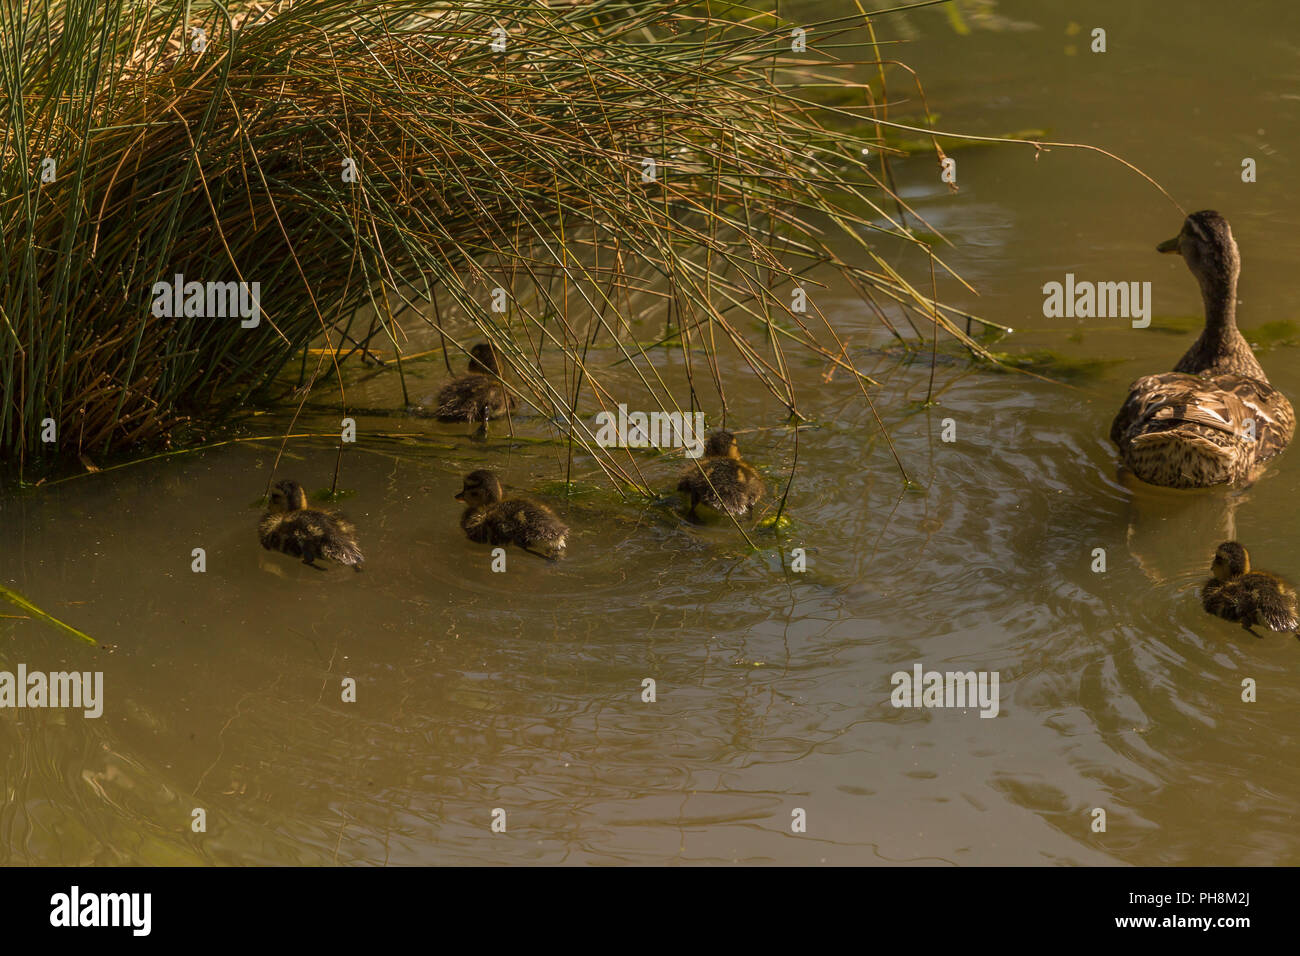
[1201,541,1298,636]
[454,469,569,558]
[677,429,764,518]
[259,479,364,570]
[1110,211,1294,488]
[434,342,516,428]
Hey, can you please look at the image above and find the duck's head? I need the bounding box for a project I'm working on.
[268,479,309,513]
[1158,210,1239,296]
[1211,540,1250,581]
[467,342,502,375]
[455,469,504,507]
[703,429,741,460]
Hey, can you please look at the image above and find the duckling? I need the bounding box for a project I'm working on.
[677,429,764,518]
[454,469,568,559]
[1111,211,1294,488]
[434,343,516,428]
[259,479,364,570]
[1201,541,1298,636]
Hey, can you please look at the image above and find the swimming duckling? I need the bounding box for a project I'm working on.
[454,469,568,559]
[1111,211,1294,488]
[677,429,764,519]
[1201,541,1297,636]
[434,343,516,429]
[259,479,364,570]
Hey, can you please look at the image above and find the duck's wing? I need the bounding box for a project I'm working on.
[435,375,514,421]
[677,457,711,493]
[738,460,765,495]
[325,511,357,536]
[1209,373,1295,462]
[1111,373,1241,446]
[435,374,489,419]
[523,499,569,542]
[1111,371,1292,452]
[1240,573,1300,631]
[296,511,363,565]
[490,499,567,548]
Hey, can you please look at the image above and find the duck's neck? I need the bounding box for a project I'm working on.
[1200,271,1237,335]
[1176,273,1255,375]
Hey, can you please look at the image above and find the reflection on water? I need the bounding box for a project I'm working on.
[4,0,1300,865]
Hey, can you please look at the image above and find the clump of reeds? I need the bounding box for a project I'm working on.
[1,0,987,478]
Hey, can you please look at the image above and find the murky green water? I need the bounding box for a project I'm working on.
[4,0,1300,865]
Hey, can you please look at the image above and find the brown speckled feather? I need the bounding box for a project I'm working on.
[677,457,764,516]
[1203,573,1299,632]
[1111,371,1294,488]
[259,510,363,566]
[462,498,568,553]
[435,374,515,423]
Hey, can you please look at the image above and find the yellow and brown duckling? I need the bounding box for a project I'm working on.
[435,342,516,427]
[1111,211,1294,488]
[677,429,764,519]
[259,479,364,571]
[454,469,568,559]
[1201,541,1297,636]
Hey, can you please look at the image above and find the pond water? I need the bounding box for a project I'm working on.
[3,0,1299,864]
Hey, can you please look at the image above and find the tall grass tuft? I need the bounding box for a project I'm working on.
[1,0,988,482]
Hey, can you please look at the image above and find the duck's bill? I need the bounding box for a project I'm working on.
[1156,235,1180,254]
[454,491,465,500]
